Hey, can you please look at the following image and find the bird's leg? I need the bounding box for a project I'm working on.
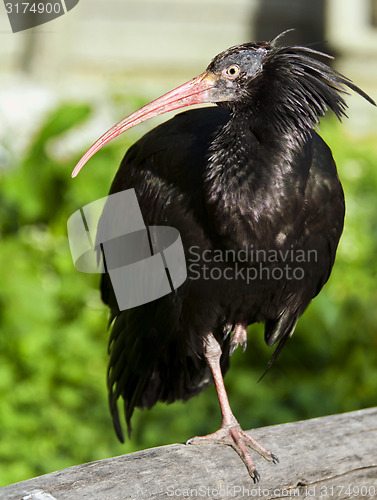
[230,323,248,355]
[187,333,278,482]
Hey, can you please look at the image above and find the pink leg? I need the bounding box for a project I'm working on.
[187,334,278,482]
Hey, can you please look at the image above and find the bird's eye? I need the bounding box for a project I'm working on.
[224,65,240,79]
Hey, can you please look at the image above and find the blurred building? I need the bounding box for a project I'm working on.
[0,0,376,163]
[1,0,377,88]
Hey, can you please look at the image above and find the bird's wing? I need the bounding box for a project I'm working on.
[98,107,231,440]
[263,132,345,353]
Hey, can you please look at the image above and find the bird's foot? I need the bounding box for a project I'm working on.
[230,324,248,355]
[187,423,278,482]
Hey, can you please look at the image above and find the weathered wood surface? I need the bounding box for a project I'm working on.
[1,408,376,500]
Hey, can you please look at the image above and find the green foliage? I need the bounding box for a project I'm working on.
[0,103,376,487]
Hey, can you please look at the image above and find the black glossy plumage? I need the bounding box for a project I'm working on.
[100,38,374,442]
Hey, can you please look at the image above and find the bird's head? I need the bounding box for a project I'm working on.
[72,32,375,177]
[200,42,268,105]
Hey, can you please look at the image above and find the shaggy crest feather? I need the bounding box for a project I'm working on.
[255,43,375,143]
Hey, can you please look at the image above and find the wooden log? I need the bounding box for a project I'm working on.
[1,408,376,500]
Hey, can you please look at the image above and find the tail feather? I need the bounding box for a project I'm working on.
[107,303,231,440]
[259,315,299,381]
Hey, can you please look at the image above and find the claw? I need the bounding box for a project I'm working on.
[242,339,247,353]
[223,323,233,339]
[230,324,248,355]
[229,342,237,357]
[252,469,261,483]
[271,453,279,464]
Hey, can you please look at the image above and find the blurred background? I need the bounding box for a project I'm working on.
[0,0,377,487]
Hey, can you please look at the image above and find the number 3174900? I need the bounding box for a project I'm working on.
[5,3,62,14]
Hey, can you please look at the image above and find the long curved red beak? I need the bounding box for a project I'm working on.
[71,72,217,178]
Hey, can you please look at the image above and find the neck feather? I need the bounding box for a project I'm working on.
[203,112,309,248]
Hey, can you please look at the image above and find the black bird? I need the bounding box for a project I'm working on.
[73,32,375,481]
